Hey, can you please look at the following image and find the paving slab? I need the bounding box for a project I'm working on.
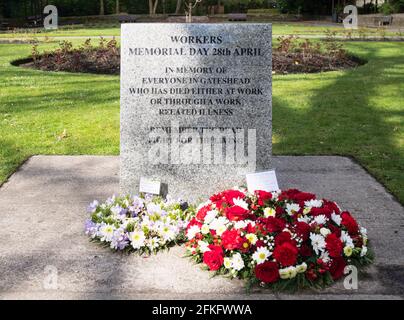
[0,155,403,300]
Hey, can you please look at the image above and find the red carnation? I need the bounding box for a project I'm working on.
[329,257,347,280]
[196,205,210,221]
[255,261,279,283]
[273,242,298,267]
[328,224,341,238]
[203,249,224,271]
[209,193,226,210]
[274,231,296,247]
[306,268,318,281]
[207,244,223,255]
[245,223,256,234]
[186,218,202,232]
[255,240,265,248]
[341,211,359,235]
[325,233,343,258]
[255,190,272,206]
[275,206,285,217]
[323,200,340,214]
[279,189,316,202]
[295,221,311,241]
[265,217,285,233]
[310,206,332,218]
[225,205,249,221]
[221,229,244,250]
[222,189,246,205]
[299,244,313,257]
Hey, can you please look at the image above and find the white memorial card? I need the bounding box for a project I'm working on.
[246,170,279,194]
[139,177,161,195]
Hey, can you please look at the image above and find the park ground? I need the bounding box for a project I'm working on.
[0,22,403,204]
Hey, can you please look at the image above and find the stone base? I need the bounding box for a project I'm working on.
[0,156,403,299]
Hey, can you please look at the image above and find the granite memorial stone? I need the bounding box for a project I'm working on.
[120,23,272,201]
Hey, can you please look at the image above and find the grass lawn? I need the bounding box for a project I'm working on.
[0,38,403,204]
[0,22,399,40]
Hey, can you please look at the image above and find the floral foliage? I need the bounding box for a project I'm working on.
[85,194,191,255]
[185,188,373,291]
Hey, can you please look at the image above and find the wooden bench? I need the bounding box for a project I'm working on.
[0,21,9,31]
[118,15,137,23]
[374,16,393,26]
[228,13,247,22]
[25,15,43,28]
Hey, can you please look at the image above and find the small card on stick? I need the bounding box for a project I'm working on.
[246,170,279,194]
[139,177,161,195]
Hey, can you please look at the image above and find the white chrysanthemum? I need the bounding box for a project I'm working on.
[271,191,280,201]
[319,250,330,263]
[314,214,327,225]
[234,220,248,229]
[320,227,331,237]
[360,246,368,257]
[129,230,146,249]
[160,225,175,241]
[310,233,326,255]
[246,233,258,245]
[289,267,297,278]
[147,236,160,250]
[204,210,218,224]
[279,266,297,279]
[223,257,232,269]
[343,246,353,257]
[99,224,115,242]
[304,199,323,208]
[298,216,311,224]
[201,224,210,235]
[331,212,342,226]
[216,224,227,236]
[198,240,210,253]
[296,262,307,273]
[186,225,201,240]
[140,217,151,229]
[252,247,271,264]
[279,267,290,279]
[233,197,249,210]
[286,203,300,216]
[340,230,354,248]
[146,202,162,215]
[263,207,276,218]
[209,216,229,233]
[231,253,245,271]
[360,227,368,237]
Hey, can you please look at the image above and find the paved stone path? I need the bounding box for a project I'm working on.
[0,156,403,299]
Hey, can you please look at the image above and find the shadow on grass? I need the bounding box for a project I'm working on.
[273,43,404,203]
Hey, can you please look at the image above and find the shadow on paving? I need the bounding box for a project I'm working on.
[273,43,404,296]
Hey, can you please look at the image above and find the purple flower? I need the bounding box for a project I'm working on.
[106,195,116,206]
[111,205,128,218]
[87,200,99,213]
[128,196,144,217]
[110,229,129,250]
[84,219,98,237]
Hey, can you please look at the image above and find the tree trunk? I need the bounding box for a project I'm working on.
[116,0,120,14]
[100,0,105,15]
[175,0,182,14]
[153,0,159,15]
[149,0,159,15]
